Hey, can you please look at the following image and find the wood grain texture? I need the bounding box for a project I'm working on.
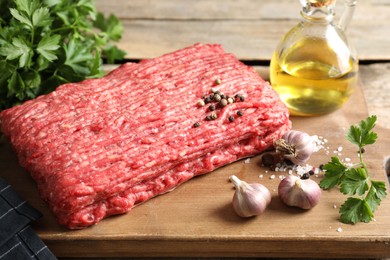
[96,0,390,60]
[359,63,390,129]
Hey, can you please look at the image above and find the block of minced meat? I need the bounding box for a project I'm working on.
[0,43,291,229]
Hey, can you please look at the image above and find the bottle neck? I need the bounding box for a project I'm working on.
[300,2,335,23]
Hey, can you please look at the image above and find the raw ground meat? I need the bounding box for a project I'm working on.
[0,43,291,229]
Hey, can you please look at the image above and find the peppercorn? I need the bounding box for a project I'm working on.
[209,104,216,111]
[205,115,212,121]
[301,172,310,180]
[204,96,211,104]
[211,112,217,120]
[214,94,221,102]
[319,164,324,171]
[215,78,221,85]
[239,95,245,102]
[220,94,226,99]
[228,115,234,122]
[261,153,275,167]
[309,170,315,175]
[237,110,243,116]
[197,100,205,107]
[285,159,294,165]
[193,122,200,128]
[219,99,228,107]
[227,97,234,104]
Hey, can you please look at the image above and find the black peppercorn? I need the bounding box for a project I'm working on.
[261,153,274,167]
[228,115,234,122]
[301,172,310,180]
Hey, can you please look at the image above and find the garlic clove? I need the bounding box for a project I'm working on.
[229,175,271,217]
[274,130,314,165]
[278,175,321,209]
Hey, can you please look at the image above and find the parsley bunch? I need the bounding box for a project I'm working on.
[0,0,126,110]
[320,115,387,224]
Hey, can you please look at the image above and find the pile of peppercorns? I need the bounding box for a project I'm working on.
[193,84,245,128]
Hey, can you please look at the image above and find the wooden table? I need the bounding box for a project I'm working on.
[2,0,390,259]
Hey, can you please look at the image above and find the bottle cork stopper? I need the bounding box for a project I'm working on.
[307,0,336,7]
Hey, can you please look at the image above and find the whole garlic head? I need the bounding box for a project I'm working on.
[278,175,321,209]
[274,130,314,165]
[229,175,271,217]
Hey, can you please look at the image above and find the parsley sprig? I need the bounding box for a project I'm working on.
[0,0,126,110]
[319,115,387,224]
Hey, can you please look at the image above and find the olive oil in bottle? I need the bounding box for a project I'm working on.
[270,0,358,116]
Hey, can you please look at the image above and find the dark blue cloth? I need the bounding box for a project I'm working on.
[0,178,56,259]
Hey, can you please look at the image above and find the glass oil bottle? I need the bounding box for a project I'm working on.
[270,0,358,116]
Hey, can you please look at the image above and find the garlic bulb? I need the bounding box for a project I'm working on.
[229,175,271,217]
[278,175,321,209]
[274,130,314,165]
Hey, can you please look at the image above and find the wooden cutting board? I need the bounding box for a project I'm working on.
[0,76,389,258]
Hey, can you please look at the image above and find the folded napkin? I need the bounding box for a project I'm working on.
[0,178,56,259]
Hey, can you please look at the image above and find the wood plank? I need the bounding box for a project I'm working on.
[96,0,390,61]
[112,19,389,61]
[96,0,388,21]
[359,63,390,129]
[1,76,389,258]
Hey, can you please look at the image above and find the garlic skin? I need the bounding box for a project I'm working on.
[229,175,271,217]
[278,175,321,209]
[274,130,314,165]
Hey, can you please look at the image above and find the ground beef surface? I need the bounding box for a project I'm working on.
[0,43,291,229]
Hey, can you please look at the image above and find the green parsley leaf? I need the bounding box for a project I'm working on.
[365,180,387,212]
[21,70,41,98]
[32,7,51,27]
[0,36,33,68]
[94,13,123,41]
[8,72,26,100]
[319,156,347,189]
[339,197,373,224]
[0,0,126,110]
[103,45,126,64]
[10,8,32,28]
[63,38,93,75]
[36,34,60,62]
[320,115,387,224]
[15,0,38,16]
[347,115,378,148]
[339,168,369,196]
